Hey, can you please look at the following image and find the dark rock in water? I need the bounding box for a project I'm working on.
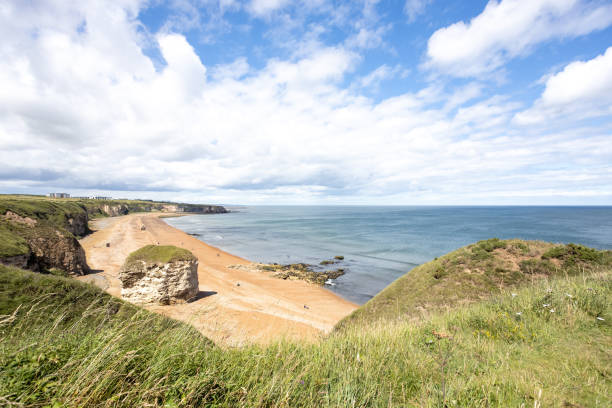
[334,255,344,260]
[320,260,335,265]
[188,232,201,236]
[259,262,346,285]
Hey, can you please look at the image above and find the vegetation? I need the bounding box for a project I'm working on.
[1,261,610,407]
[0,225,29,258]
[0,196,88,263]
[125,245,196,267]
[338,239,611,329]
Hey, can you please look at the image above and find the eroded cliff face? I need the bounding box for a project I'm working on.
[101,204,129,217]
[119,259,199,305]
[1,207,90,275]
[65,212,89,237]
[25,228,88,275]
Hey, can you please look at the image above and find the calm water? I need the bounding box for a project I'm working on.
[166,206,612,304]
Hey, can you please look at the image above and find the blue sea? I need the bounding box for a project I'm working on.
[165,206,612,304]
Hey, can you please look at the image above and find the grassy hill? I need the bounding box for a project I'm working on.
[1,249,610,407]
[337,239,612,330]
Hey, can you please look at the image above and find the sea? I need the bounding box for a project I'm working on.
[165,206,612,304]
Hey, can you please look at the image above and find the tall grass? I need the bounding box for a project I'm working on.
[1,265,610,407]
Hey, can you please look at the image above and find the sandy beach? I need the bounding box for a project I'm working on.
[77,213,357,346]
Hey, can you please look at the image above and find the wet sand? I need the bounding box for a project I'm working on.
[77,213,357,346]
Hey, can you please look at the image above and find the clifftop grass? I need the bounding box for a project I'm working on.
[337,239,612,330]
[0,197,87,259]
[0,227,29,258]
[125,245,196,267]
[1,261,609,407]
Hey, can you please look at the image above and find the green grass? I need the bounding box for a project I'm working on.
[0,197,86,232]
[0,223,29,257]
[0,263,610,407]
[337,239,611,329]
[125,245,196,267]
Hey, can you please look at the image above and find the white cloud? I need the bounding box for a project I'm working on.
[248,0,289,17]
[426,0,612,77]
[357,64,407,90]
[515,47,612,124]
[346,26,387,49]
[404,0,432,22]
[0,0,610,204]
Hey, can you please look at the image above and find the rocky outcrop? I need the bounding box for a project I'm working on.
[0,254,29,269]
[101,204,129,217]
[182,204,228,214]
[2,211,37,227]
[229,262,346,285]
[65,212,89,237]
[162,204,227,214]
[26,228,88,275]
[1,208,89,275]
[119,248,199,305]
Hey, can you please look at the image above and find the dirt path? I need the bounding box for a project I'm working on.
[77,213,357,346]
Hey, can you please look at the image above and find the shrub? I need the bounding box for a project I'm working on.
[476,238,507,252]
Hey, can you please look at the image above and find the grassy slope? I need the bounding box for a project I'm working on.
[125,245,196,266]
[338,239,612,329]
[1,257,610,406]
[0,197,89,258]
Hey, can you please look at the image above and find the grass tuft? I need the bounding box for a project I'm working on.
[124,245,196,267]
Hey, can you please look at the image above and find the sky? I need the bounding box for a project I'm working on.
[1,0,611,205]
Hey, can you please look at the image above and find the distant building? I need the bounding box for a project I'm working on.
[47,193,70,198]
[90,196,112,200]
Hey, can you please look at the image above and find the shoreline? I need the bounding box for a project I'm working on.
[77,213,357,346]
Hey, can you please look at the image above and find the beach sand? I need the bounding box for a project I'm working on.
[77,213,357,346]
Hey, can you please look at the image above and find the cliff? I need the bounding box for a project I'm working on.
[0,199,91,274]
[0,195,227,275]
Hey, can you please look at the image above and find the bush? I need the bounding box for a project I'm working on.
[542,243,603,264]
[476,238,507,252]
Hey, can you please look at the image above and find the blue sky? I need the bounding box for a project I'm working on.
[0,0,611,204]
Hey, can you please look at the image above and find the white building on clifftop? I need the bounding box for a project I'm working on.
[47,193,70,198]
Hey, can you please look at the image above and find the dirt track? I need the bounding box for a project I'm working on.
[77,213,357,346]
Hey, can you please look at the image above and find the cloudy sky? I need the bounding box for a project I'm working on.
[1,0,611,205]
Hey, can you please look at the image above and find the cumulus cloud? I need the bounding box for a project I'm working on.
[426,0,612,77]
[514,47,612,124]
[0,0,610,204]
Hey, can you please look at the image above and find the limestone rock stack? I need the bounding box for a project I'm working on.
[119,245,199,305]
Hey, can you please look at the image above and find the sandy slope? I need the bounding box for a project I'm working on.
[77,213,357,346]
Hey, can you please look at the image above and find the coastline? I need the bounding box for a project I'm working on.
[77,212,357,346]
